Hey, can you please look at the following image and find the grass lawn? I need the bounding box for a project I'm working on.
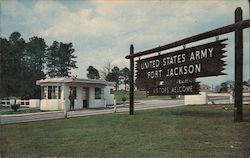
[114,90,181,104]
[1,104,250,158]
[0,107,42,115]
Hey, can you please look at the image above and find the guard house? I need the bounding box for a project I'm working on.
[36,78,115,111]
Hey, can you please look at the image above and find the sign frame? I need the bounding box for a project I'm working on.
[125,7,250,122]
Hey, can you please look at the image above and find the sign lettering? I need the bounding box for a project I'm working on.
[136,39,227,83]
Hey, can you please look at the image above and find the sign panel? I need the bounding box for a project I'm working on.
[146,79,200,96]
[136,39,227,83]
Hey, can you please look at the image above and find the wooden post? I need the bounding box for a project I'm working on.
[234,7,243,122]
[129,45,134,115]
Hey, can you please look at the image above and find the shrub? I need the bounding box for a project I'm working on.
[10,104,20,112]
[170,95,177,99]
[122,96,127,102]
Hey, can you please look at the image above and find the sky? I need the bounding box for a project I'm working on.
[0,0,249,87]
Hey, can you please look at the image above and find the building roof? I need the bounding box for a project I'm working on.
[36,77,115,86]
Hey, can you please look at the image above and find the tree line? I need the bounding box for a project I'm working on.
[0,32,77,99]
[86,62,130,91]
[215,79,249,93]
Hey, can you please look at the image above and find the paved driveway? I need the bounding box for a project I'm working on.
[0,99,184,125]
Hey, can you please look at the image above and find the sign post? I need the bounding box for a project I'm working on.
[234,7,243,122]
[129,45,134,115]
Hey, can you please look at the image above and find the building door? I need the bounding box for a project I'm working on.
[82,88,89,108]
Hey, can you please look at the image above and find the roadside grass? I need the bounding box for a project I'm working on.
[0,107,42,115]
[1,104,250,158]
[114,90,181,104]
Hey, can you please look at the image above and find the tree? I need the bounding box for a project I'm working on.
[46,41,77,78]
[220,82,228,93]
[86,66,100,79]
[0,38,12,98]
[214,85,221,92]
[120,67,130,91]
[106,72,119,90]
[243,81,249,86]
[100,61,112,79]
[46,41,59,77]
[226,80,234,89]
[8,32,25,97]
[21,36,47,98]
[106,66,120,90]
[1,32,78,99]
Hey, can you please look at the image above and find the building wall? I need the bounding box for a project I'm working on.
[104,86,114,106]
[39,82,114,110]
[184,92,208,105]
[75,86,83,110]
[88,87,106,108]
[40,99,63,110]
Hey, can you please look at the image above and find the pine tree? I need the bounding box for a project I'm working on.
[46,41,77,78]
[86,66,100,79]
[22,36,47,98]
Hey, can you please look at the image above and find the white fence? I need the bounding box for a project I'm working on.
[0,99,40,108]
[185,92,250,105]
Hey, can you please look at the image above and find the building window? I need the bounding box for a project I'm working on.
[42,86,61,99]
[70,87,77,99]
[55,86,61,99]
[95,88,104,99]
[41,86,47,99]
[110,89,114,94]
[48,86,52,99]
[48,86,57,99]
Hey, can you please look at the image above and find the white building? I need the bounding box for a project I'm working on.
[36,78,115,111]
[118,76,129,91]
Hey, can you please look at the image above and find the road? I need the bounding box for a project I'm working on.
[0,100,184,125]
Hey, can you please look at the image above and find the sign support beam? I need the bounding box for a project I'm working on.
[125,20,250,59]
[129,45,134,115]
[234,7,243,122]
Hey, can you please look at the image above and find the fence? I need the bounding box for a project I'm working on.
[185,92,250,105]
[0,99,40,108]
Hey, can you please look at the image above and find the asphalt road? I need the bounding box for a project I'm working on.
[0,99,184,125]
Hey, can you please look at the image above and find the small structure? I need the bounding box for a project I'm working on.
[243,85,250,93]
[118,76,129,91]
[200,84,211,92]
[36,77,115,111]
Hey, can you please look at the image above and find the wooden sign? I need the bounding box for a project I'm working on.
[146,79,200,96]
[136,39,227,83]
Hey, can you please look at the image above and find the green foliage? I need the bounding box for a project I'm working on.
[106,66,120,90]
[0,32,78,99]
[86,66,100,79]
[46,41,77,78]
[106,66,130,91]
[120,67,130,91]
[10,104,20,112]
[121,96,127,102]
[220,82,229,92]
[21,36,47,98]
[0,32,25,98]
[106,72,118,82]
[0,38,12,98]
